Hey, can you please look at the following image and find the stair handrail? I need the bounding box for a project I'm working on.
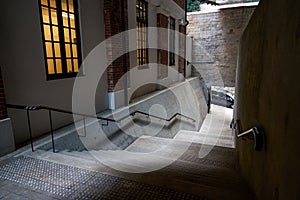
[232,119,264,151]
[6,103,196,153]
[128,110,196,123]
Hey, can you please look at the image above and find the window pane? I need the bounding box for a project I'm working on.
[62,12,69,26]
[56,59,63,73]
[45,42,53,57]
[43,25,51,40]
[50,9,58,25]
[54,43,61,57]
[70,14,75,28]
[53,26,59,41]
[71,29,76,43]
[61,0,68,11]
[73,59,78,72]
[64,28,70,42]
[136,0,148,66]
[49,0,56,8]
[67,59,73,73]
[47,59,55,74]
[42,7,50,23]
[69,0,74,13]
[65,44,71,57]
[41,0,48,6]
[72,44,77,57]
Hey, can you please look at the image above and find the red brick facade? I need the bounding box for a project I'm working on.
[173,0,186,9]
[105,0,186,88]
[0,67,8,119]
[157,13,169,79]
[104,0,130,92]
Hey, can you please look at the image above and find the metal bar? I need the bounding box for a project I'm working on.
[237,128,254,137]
[7,103,196,126]
[26,110,34,152]
[83,117,86,137]
[48,110,55,153]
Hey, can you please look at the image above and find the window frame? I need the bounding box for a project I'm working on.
[136,0,149,67]
[38,0,83,80]
[169,17,176,66]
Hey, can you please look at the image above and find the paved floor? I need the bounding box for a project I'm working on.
[0,157,207,200]
[0,105,254,200]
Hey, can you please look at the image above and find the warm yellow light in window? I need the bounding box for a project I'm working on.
[69,0,74,13]
[44,25,51,40]
[42,7,49,23]
[61,0,68,11]
[56,59,63,73]
[64,28,70,42]
[47,59,55,74]
[73,59,78,72]
[70,14,75,28]
[65,44,71,57]
[45,42,53,57]
[71,29,76,43]
[54,43,61,57]
[50,9,58,25]
[53,26,59,41]
[62,12,69,26]
[72,44,77,57]
[41,0,48,6]
[67,59,73,73]
[49,0,56,8]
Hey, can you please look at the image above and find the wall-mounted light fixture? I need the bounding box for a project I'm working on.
[179,18,189,26]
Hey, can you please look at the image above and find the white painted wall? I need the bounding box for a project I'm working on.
[0,0,108,145]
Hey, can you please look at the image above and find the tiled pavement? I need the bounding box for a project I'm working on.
[0,157,207,200]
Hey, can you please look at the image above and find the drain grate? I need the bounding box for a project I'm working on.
[0,156,208,200]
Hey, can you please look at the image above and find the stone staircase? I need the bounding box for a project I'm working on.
[24,134,253,199]
[20,105,254,199]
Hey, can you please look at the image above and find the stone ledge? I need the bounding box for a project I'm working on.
[0,118,15,156]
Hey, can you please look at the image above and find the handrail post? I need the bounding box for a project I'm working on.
[26,110,34,152]
[83,117,86,137]
[48,109,55,153]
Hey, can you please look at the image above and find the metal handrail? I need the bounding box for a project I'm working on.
[7,104,196,153]
[129,110,196,123]
[232,119,264,151]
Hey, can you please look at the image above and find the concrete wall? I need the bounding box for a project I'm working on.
[187,5,255,87]
[236,0,300,199]
[0,67,8,119]
[0,67,14,156]
[0,0,108,146]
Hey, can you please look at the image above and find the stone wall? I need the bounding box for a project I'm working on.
[187,5,255,87]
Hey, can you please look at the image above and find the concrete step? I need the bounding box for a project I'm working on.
[56,149,95,161]
[24,149,102,171]
[174,130,235,148]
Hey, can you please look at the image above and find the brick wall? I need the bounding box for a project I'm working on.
[0,67,8,119]
[104,0,130,92]
[157,13,169,79]
[187,6,255,86]
[173,0,185,9]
